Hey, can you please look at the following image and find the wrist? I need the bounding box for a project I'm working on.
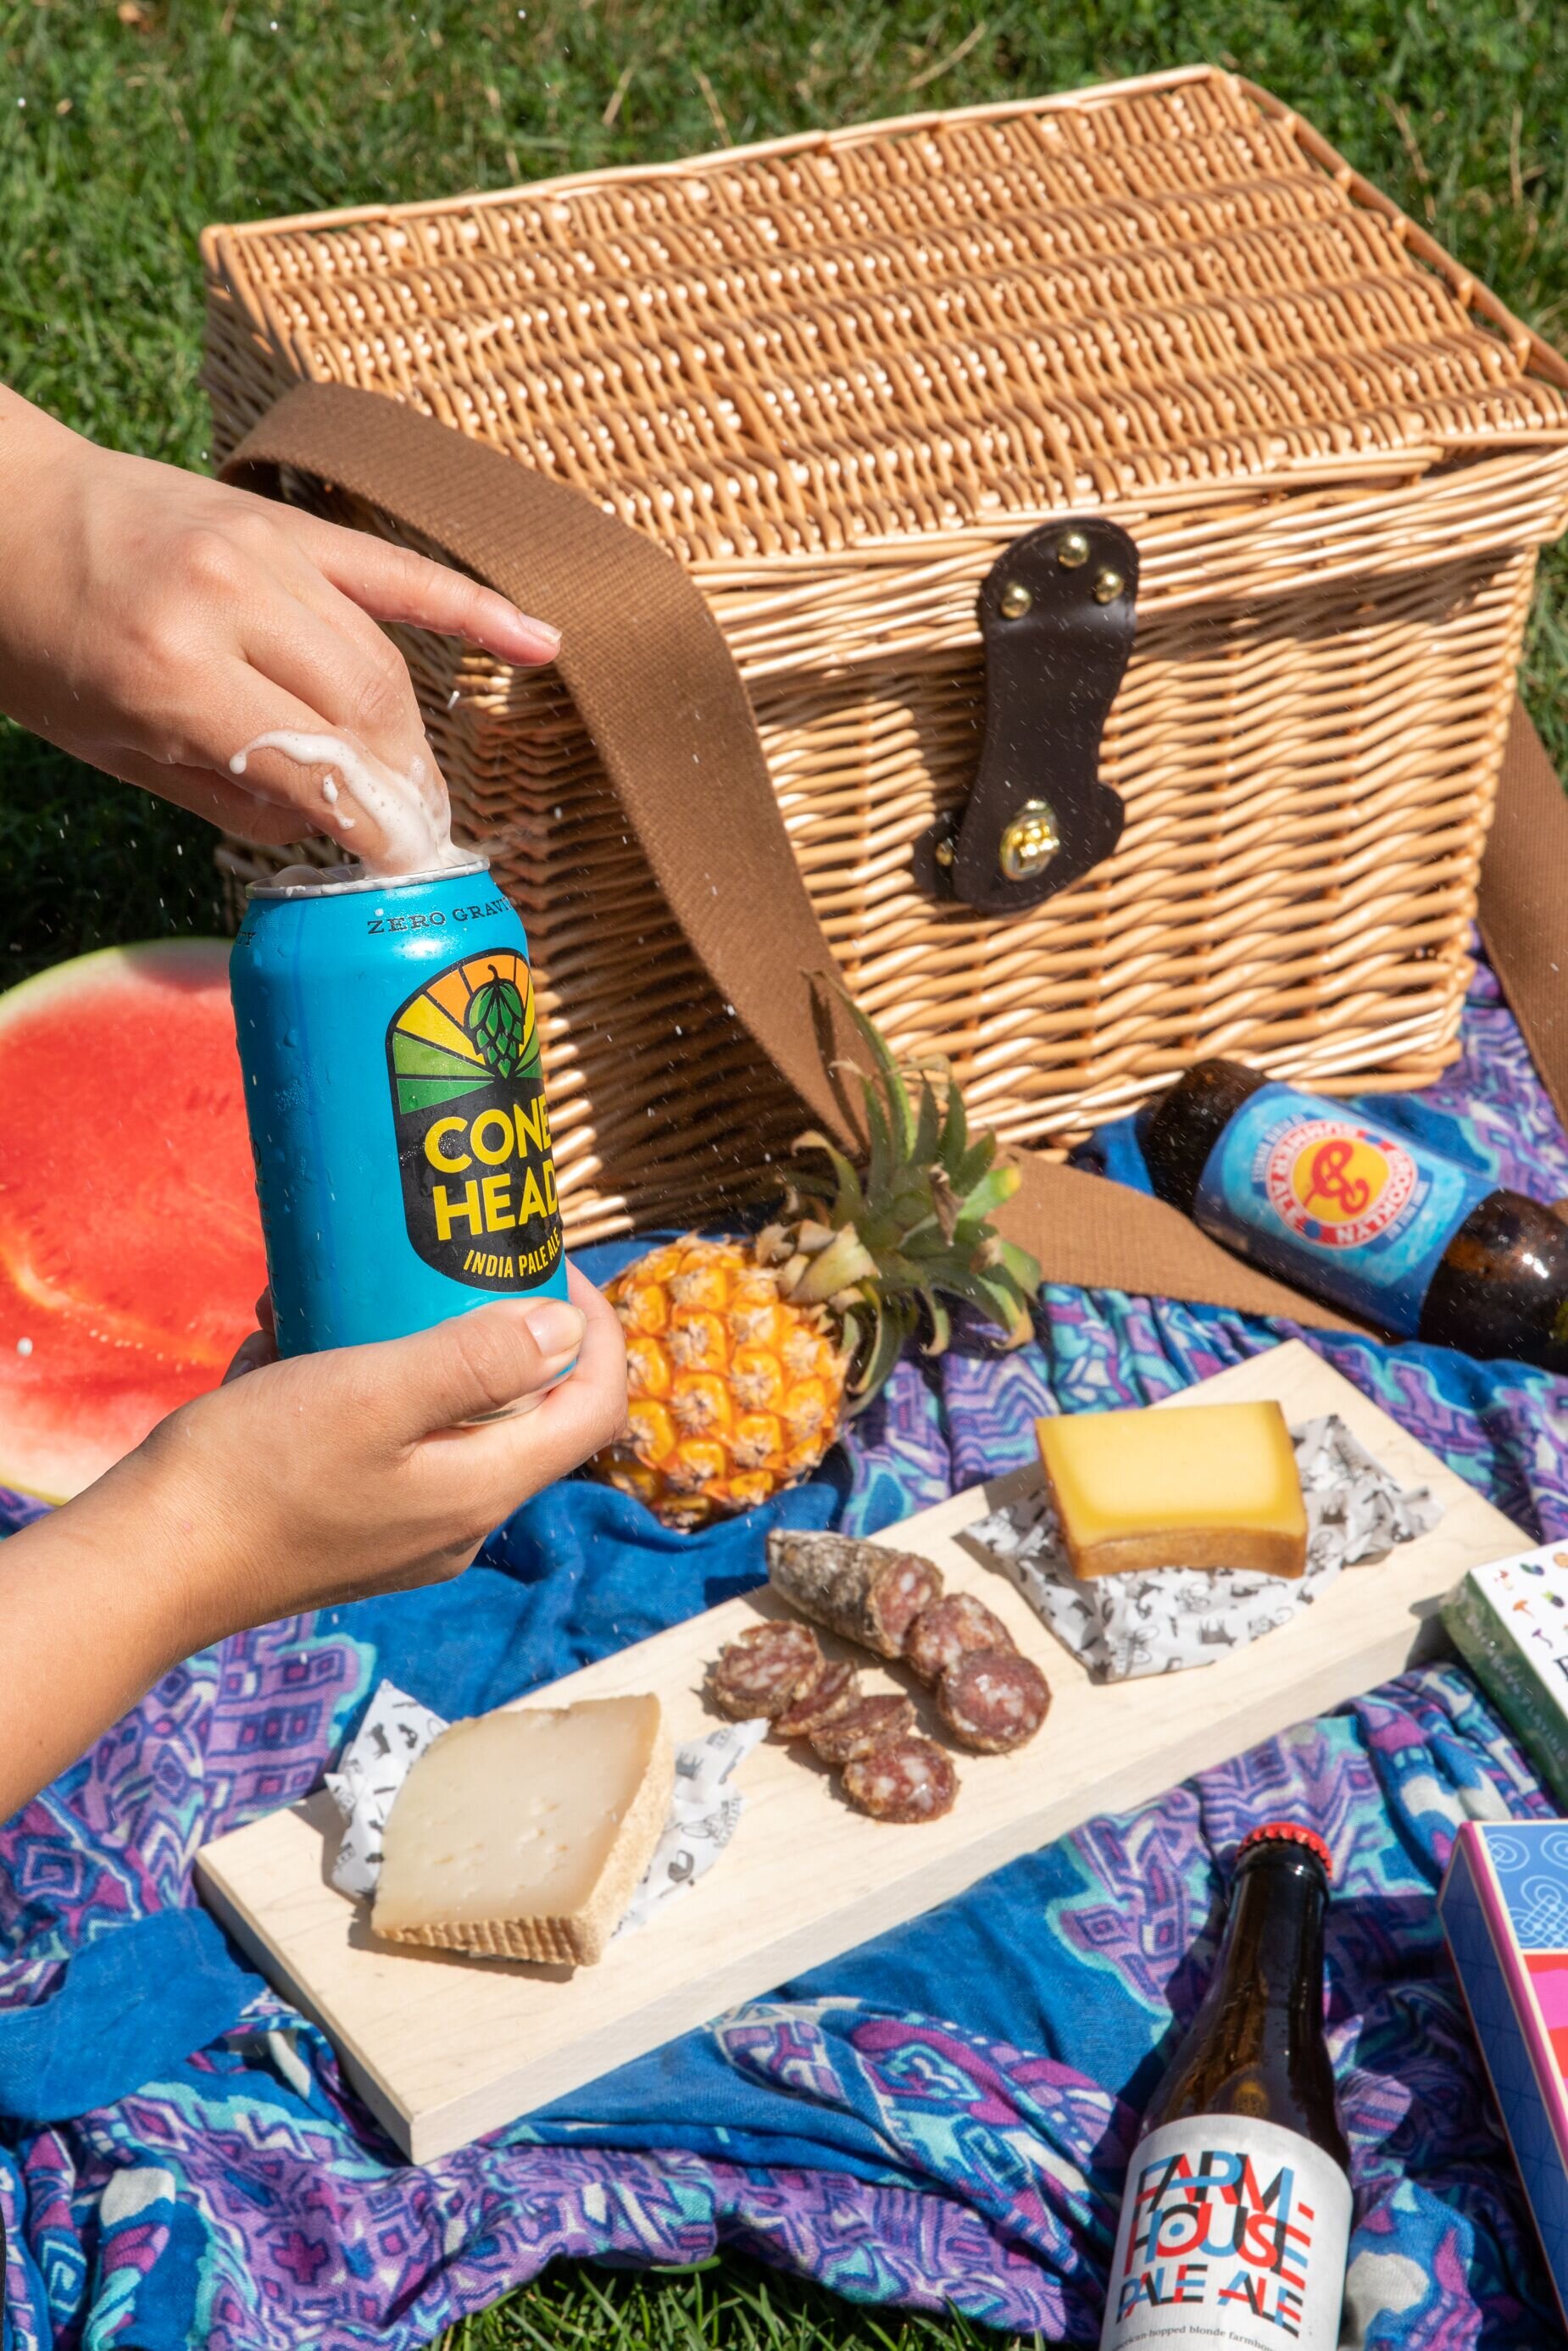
[0,392,104,734]
[0,386,81,509]
[0,1428,244,1821]
[56,1427,238,1669]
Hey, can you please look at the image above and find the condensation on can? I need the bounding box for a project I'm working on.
[228,859,569,1355]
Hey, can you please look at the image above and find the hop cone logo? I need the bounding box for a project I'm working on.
[467,971,529,1077]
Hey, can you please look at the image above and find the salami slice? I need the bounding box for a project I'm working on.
[767,1529,943,1659]
[808,1693,915,1765]
[904,1592,1015,1686]
[937,1648,1050,1754]
[710,1621,822,1720]
[772,1659,861,1741]
[842,1736,959,1824]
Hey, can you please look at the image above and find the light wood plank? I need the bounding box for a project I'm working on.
[197,1341,1523,2161]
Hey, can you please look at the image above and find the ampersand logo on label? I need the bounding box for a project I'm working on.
[1265,1119,1417,1250]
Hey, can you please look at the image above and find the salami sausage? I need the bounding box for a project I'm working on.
[772,1659,861,1741]
[710,1621,821,1720]
[865,1552,946,1653]
[808,1693,915,1765]
[767,1529,943,1659]
[937,1648,1050,1754]
[842,1736,959,1823]
[903,1592,1015,1686]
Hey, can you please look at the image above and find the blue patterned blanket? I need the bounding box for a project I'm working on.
[3,954,1565,2348]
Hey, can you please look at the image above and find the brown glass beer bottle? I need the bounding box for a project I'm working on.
[1098,1822,1352,2351]
[1138,1058,1568,1370]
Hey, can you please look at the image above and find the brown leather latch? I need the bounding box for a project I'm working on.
[915,518,1138,914]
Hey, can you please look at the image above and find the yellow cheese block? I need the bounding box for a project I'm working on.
[372,1696,672,1967]
[1036,1400,1308,1580]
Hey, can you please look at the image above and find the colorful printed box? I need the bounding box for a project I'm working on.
[1443,1545,1568,1808]
[1439,1820,1568,2322]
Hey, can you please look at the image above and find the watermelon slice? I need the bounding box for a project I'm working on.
[0,941,267,1503]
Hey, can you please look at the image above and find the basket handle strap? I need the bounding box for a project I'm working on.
[1477,703,1568,1138]
[222,384,1565,1337]
[222,381,866,1150]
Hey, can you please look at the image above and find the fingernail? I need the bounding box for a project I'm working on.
[222,1332,270,1384]
[522,614,562,658]
[524,1299,585,1363]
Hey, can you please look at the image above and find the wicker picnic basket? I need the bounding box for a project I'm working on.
[202,64,1568,1248]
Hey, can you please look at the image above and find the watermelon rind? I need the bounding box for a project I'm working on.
[0,936,233,1038]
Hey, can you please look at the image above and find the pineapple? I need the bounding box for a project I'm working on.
[591,1005,1042,1528]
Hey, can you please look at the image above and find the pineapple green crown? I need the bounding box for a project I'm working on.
[758,998,1043,1409]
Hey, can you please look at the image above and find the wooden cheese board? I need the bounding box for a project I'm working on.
[196,1340,1524,2162]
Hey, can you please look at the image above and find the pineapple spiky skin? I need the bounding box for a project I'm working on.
[596,1238,850,1529]
[589,998,1042,1531]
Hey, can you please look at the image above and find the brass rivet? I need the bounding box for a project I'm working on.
[1057,529,1091,569]
[998,580,1032,620]
[933,836,956,869]
[1092,566,1126,604]
[998,798,1061,882]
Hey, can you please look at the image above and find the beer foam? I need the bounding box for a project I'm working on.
[229,731,465,878]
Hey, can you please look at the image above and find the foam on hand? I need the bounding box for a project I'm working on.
[229,730,466,878]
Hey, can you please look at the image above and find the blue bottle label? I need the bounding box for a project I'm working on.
[386,946,564,1294]
[1193,1083,1493,1336]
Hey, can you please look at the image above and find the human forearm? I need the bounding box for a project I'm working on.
[0,390,123,764]
[0,383,75,484]
[0,1272,626,1823]
[0,1453,200,1822]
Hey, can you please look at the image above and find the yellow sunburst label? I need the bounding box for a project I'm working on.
[1264,1120,1415,1247]
[1193,1081,1493,1337]
[386,949,564,1292]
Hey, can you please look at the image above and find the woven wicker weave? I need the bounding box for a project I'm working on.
[203,65,1568,1244]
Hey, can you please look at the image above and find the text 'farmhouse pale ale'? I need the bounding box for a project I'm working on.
[230,861,568,1354]
[1139,1059,1568,1368]
[1099,1821,1351,2351]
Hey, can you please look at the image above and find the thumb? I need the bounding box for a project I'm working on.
[375,1296,586,1435]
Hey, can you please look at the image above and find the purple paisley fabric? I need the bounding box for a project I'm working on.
[1,952,1565,2348]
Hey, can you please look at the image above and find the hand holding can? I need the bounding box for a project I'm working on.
[230,859,570,1356]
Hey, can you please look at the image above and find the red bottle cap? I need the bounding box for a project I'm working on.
[1237,1820,1333,1877]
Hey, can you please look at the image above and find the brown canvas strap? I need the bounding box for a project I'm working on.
[223,383,865,1148]
[1477,705,1568,1132]
[224,383,1567,1338]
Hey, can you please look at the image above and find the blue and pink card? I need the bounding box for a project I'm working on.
[1440,1820,1568,2320]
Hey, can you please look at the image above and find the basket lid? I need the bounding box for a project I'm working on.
[208,67,1568,564]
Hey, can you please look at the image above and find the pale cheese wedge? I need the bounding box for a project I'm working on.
[1036,1400,1308,1580]
[372,1695,672,1967]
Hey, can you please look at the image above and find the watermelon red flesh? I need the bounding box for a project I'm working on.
[0,941,267,1502]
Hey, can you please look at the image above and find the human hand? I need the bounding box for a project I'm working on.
[72,1261,626,1651]
[0,386,558,864]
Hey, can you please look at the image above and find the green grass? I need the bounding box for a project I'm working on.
[1,0,1565,2340]
[437,2256,1012,2351]
[1,0,1565,993]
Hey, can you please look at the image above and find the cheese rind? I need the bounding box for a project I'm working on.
[371,1696,672,1966]
[1036,1401,1308,1580]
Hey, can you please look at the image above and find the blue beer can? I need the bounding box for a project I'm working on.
[229,859,569,1355]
